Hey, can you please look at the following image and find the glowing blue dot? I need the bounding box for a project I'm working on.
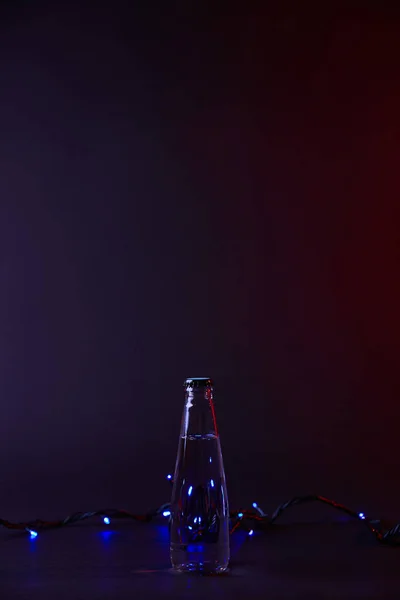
[194,517,197,523]
[252,502,258,508]
[162,510,171,517]
[248,529,254,536]
[188,525,193,530]
[188,486,193,496]
[167,474,172,480]
[103,517,110,525]
[210,479,215,488]
[359,512,365,520]
[209,457,212,463]
[28,530,38,539]
[238,512,244,518]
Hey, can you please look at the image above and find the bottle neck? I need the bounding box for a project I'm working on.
[181,385,218,438]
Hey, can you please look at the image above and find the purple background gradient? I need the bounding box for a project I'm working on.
[0,2,399,525]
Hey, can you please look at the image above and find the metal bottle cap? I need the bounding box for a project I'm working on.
[184,377,213,388]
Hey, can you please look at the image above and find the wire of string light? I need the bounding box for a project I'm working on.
[1,474,399,546]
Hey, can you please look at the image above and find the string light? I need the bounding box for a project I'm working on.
[0,480,396,548]
[166,474,172,480]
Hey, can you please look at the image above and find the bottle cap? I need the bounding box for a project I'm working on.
[184,377,213,388]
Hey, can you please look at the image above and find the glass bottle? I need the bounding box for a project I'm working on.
[170,377,230,574]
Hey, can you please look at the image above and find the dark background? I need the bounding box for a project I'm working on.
[0,1,399,524]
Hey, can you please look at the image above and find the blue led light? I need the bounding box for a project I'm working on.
[209,457,212,463]
[359,512,365,520]
[194,517,197,523]
[238,512,244,518]
[188,486,193,496]
[167,474,172,480]
[210,479,215,488]
[188,525,193,530]
[248,529,254,536]
[162,510,171,517]
[252,501,266,516]
[103,517,110,525]
[28,529,38,539]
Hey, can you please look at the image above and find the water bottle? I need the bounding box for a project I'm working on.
[170,377,230,574]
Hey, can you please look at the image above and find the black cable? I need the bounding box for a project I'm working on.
[1,495,399,546]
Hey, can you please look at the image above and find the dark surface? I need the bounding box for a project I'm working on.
[1,519,399,599]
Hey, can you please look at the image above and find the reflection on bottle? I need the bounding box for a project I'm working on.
[170,378,230,574]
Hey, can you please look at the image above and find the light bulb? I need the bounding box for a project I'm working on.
[28,529,38,539]
[253,502,265,516]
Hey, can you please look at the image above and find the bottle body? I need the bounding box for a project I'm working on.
[170,378,229,574]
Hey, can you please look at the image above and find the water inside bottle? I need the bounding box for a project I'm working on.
[170,433,230,574]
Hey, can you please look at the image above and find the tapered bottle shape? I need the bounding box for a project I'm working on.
[170,378,230,574]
